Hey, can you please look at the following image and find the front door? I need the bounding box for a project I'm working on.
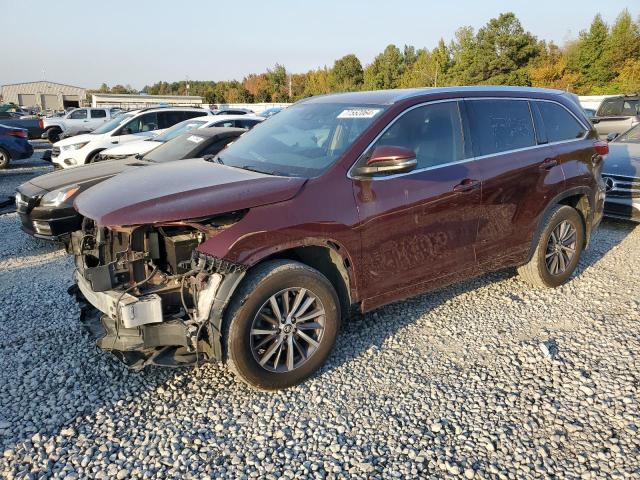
[352,100,482,309]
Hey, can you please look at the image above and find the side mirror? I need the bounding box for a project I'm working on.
[352,145,417,178]
[606,132,619,142]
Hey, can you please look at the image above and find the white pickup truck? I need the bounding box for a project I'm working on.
[41,107,123,143]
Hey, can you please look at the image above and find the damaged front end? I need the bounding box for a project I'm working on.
[70,213,247,369]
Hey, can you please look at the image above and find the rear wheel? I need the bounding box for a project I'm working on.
[46,127,61,143]
[224,260,340,390]
[518,205,584,288]
[0,148,10,169]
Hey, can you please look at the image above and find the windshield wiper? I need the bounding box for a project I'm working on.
[241,165,281,175]
[204,155,224,164]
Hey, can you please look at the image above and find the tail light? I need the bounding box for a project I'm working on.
[38,118,44,129]
[6,129,28,139]
[593,140,609,156]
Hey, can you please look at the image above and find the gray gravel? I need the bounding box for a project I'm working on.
[0,181,639,478]
[0,141,53,199]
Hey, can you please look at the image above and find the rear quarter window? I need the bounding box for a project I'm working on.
[535,102,586,142]
[466,99,536,156]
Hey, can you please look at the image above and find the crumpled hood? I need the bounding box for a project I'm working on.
[74,158,307,226]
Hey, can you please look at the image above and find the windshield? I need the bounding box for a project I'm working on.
[215,102,384,177]
[615,124,640,143]
[144,133,206,163]
[153,118,209,142]
[92,113,134,134]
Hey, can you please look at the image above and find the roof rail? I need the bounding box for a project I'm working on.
[135,105,203,113]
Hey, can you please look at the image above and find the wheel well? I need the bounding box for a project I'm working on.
[259,245,354,319]
[86,149,105,163]
[557,193,591,247]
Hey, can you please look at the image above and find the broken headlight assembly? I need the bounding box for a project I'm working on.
[70,211,248,368]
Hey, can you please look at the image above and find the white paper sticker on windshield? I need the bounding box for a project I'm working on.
[337,108,381,119]
[187,135,204,143]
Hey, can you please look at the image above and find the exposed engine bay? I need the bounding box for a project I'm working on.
[69,213,247,369]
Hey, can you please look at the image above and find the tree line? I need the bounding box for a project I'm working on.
[95,9,639,104]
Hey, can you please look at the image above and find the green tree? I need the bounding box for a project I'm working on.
[363,44,405,90]
[569,14,611,90]
[329,54,364,92]
[603,9,640,75]
[431,38,452,86]
[303,68,331,97]
[399,49,437,87]
[266,63,289,101]
[448,26,478,84]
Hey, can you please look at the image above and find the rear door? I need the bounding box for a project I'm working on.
[466,98,565,267]
[352,100,482,307]
[534,100,597,214]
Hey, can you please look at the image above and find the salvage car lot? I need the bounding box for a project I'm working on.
[0,145,638,478]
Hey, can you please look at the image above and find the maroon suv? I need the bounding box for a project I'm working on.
[70,86,607,390]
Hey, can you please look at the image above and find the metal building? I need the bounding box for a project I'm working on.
[91,93,203,109]
[1,81,86,111]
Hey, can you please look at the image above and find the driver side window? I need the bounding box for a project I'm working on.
[69,109,87,120]
[374,102,465,169]
[120,113,158,135]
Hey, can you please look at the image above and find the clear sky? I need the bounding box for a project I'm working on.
[1,0,637,89]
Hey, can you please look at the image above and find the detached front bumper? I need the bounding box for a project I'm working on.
[72,257,245,369]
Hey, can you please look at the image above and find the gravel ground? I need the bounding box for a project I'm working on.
[0,157,638,478]
[0,142,52,199]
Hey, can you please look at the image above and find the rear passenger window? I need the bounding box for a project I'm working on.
[535,102,586,142]
[91,109,106,118]
[597,98,622,117]
[375,101,465,169]
[466,100,536,156]
[158,111,185,129]
[183,111,206,120]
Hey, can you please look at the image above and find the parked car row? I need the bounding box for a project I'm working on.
[16,127,246,240]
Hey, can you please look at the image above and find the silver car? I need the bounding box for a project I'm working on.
[592,95,640,139]
[602,123,640,222]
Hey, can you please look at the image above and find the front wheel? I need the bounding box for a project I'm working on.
[0,148,10,169]
[518,205,585,288]
[224,260,340,390]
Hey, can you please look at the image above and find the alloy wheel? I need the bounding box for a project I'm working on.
[250,288,326,373]
[545,220,577,275]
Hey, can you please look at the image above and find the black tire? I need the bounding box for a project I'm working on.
[86,151,102,164]
[46,128,61,143]
[518,205,585,288]
[0,148,10,169]
[224,260,340,390]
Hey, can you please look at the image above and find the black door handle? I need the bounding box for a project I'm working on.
[539,158,558,170]
[453,179,480,193]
